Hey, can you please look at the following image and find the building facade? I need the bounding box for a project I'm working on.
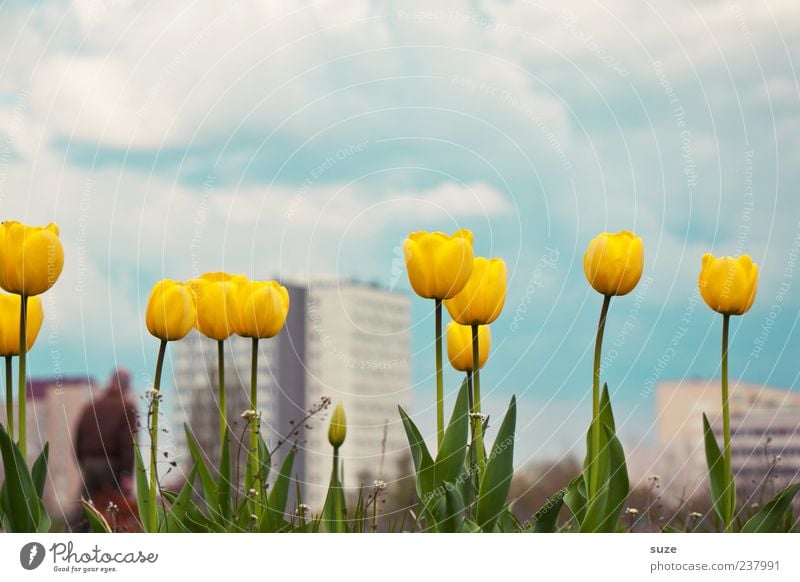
[654,380,800,503]
[171,280,412,511]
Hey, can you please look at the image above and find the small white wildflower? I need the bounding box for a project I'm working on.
[774,454,782,462]
[469,412,488,421]
[248,488,257,496]
[145,388,161,400]
[750,502,759,509]
[250,514,258,520]
[689,511,702,519]
[296,504,311,515]
[241,409,258,421]
[625,507,639,516]
[374,479,386,491]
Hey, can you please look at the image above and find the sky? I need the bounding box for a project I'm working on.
[1,0,799,465]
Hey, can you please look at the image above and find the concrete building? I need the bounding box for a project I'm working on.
[171,279,412,511]
[654,379,800,502]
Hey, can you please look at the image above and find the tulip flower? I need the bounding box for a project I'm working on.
[234,279,290,495]
[583,230,644,297]
[698,254,758,316]
[143,279,197,531]
[403,229,474,450]
[0,221,64,297]
[444,256,507,470]
[328,401,347,449]
[188,272,246,448]
[446,322,490,372]
[698,253,759,532]
[324,401,347,532]
[444,257,507,326]
[145,280,196,341]
[0,294,44,436]
[583,231,644,503]
[0,221,64,457]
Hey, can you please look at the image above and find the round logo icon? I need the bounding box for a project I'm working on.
[19,542,46,570]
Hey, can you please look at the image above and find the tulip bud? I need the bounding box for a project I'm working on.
[698,253,758,316]
[0,294,44,356]
[234,280,290,339]
[188,272,246,341]
[145,280,197,341]
[444,257,507,326]
[403,229,474,300]
[583,230,644,296]
[0,221,64,296]
[446,322,490,372]
[328,402,347,449]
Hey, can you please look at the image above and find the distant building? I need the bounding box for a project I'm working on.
[654,380,800,502]
[171,280,412,511]
[1,377,95,519]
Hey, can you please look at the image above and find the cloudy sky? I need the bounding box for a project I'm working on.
[2,0,799,463]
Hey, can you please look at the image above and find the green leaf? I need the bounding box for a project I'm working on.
[265,445,296,529]
[0,422,40,532]
[217,428,232,522]
[741,482,800,533]
[322,459,347,533]
[494,506,522,532]
[31,443,49,499]
[433,381,469,485]
[81,499,112,533]
[258,434,271,486]
[398,406,435,500]
[583,424,629,532]
[563,475,587,527]
[703,413,733,526]
[434,381,469,488]
[476,395,516,532]
[438,484,465,533]
[133,445,153,533]
[533,486,567,532]
[184,424,218,513]
[163,468,197,531]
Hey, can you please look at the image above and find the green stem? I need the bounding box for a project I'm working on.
[5,356,12,437]
[217,339,227,449]
[589,294,611,501]
[466,370,476,513]
[331,447,344,533]
[435,299,444,450]
[149,339,167,532]
[721,313,733,532]
[471,324,485,470]
[248,338,259,494]
[17,294,27,458]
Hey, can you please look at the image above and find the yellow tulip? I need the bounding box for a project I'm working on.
[403,229,474,300]
[235,280,290,339]
[188,272,246,341]
[328,401,347,449]
[446,322,490,372]
[145,280,197,341]
[0,294,44,356]
[0,221,64,296]
[699,253,758,316]
[583,230,644,296]
[444,257,507,325]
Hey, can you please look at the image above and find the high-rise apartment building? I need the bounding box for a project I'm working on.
[654,380,800,502]
[171,280,412,511]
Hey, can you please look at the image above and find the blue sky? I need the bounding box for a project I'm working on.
[2,0,799,463]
